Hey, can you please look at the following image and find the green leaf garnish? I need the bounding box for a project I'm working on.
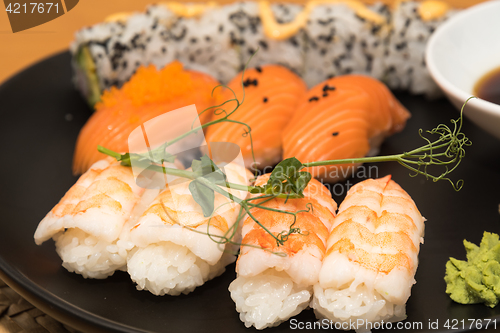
[252,158,311,198]
[191,155,227,185]
[188,180,215,217]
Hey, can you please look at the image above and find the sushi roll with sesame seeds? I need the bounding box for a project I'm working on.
[71,11,177,105]
[229,1,307,76]
[170,5,243,84]
[383,1,457,97]
[303,3,391,88]
[70,0,469,106]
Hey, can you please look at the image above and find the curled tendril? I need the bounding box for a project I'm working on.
[213,108,228,117]
[397,97,473,191]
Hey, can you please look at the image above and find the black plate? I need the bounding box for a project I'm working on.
[1,52,500,333]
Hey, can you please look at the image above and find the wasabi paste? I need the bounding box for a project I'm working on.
[445,232,500,308]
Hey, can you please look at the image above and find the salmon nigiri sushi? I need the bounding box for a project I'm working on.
[73,61,220,175]
[205,65,307,169]
[312,176,425,329]
[229,174,337,329]
[282,75,411,182]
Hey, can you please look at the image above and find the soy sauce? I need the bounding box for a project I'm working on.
[473,66,500,105]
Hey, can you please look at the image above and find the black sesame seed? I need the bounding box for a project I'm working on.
[243,78,258,87]
[365,54,373,72]
[345,41,353,52]
[205,36,211,42]
[322,84,336,92]
[320,49,327,56]
[189,55,195,62]
[258,40,268,50]
[332,132,339,136]
[371,25,381,35]
[255,66,262,73]
[355,15,366,22]
[308,96,319,102]
[395,42,407,51]
[171,27,187,41]
[161,47,167,54]
[318,18,333,26]
[123,61,128,69]
[219,24,224,33]
[323,92,328,97]
[136,61,141,67]
[318,34,333,43]
[190,37,197,44]
[263,97,268,103]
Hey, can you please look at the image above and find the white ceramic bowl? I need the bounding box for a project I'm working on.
[426,0,500,140]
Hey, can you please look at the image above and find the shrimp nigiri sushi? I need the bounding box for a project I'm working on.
[205,65,307,169]
[312,176,425,330]
[73,60,220,175]
[126,162,251,296]
[229,174,337,329]
[282,75,410,182]
[34,158,145,278]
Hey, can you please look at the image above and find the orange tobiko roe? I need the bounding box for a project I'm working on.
[73,61,220,175]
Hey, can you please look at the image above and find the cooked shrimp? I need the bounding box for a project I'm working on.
[312,175,425,329]
[229,174,337,329]
[34,158,145,278]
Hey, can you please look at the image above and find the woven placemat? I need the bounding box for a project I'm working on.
[0,278,78,333]
[1,277,498,333]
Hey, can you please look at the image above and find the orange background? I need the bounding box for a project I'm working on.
[0,0,486,84]
[0,0,180,84]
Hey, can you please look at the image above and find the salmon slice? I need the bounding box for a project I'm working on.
[282,75,410,182]
[205,65,307,169]
[73,61,220,175]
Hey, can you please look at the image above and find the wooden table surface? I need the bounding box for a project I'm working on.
[0,1,164,84]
